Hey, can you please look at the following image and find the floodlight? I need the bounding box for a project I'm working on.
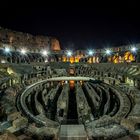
[4,47,10,53]
[131,47,137,52]
[67,51,72,56]
[88,50,93,55]
[21,49,27,55]
[42,50,48,56]
[105,49,111,55]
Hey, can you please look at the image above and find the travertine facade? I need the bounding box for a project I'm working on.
[0,27,61,52]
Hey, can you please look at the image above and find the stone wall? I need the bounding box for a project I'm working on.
[0,27,61,51]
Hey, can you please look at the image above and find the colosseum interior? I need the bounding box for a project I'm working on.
[0,27,140,140]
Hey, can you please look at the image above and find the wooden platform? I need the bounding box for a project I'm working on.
[59,125,87,140]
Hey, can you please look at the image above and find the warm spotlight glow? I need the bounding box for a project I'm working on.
[105,49,111,55]
[4,47,10,53]
[21,49,27,55]
[69,80,75,89]
[131,47,137,52]
[67,51,72,57]
[70,57,74,63]
[62,56,67,62]
[88,50,93,56]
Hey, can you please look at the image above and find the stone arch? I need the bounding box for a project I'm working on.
[108,73,111,77]
[124,51,135,62]
[134,123,140,131]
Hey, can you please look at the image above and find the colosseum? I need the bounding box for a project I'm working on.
[0,27,140,140]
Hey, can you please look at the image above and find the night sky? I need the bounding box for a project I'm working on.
[0,6,140,50]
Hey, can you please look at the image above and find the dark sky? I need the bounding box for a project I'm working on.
[0,6,140,49]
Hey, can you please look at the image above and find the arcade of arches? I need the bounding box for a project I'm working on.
[0,27,140,140]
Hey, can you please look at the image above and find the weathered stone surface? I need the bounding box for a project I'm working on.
[51,38,61,51]
[121,116,140,131]
[12,117,28,129]
[0,132,19,140]
[0,27,61,51]
[27,124,59,137]
[7,112,21,121]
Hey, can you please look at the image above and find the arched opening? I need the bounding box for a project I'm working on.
[134,123,140,131]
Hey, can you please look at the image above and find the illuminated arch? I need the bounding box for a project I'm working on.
[124,51,135,62]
